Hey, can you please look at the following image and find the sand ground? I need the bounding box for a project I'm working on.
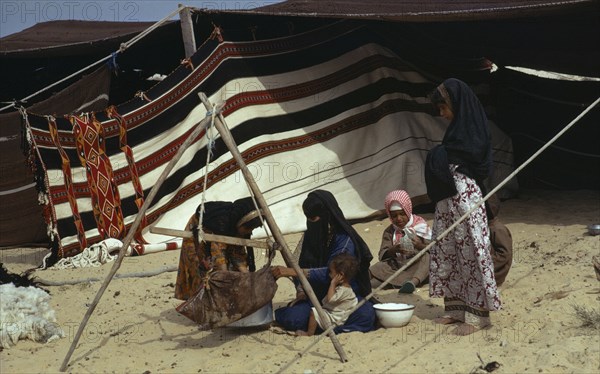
[1,189,599,374]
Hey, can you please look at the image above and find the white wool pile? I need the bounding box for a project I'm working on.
[0,283,65,348]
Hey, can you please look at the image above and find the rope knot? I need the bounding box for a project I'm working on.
[180,58,194,70]
[210,23,224,43]
[135,91,151,102]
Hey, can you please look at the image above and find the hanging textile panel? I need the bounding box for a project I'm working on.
[0,65,111,247]
[24,20,515,258]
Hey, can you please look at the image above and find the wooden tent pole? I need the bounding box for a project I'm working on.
[150,226,271,249]
[198,93,348,362]
[179,5,197,58]
[59,100,218,372]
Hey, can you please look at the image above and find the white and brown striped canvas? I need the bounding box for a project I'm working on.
[24,20,516,259]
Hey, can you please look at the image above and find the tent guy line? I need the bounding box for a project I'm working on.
[0,5,185,114]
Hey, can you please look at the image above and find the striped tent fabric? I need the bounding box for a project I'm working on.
[23,20,516,259]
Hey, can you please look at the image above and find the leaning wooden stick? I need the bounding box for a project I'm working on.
[199,93,348,363]
[150,226,270,249]
[59,99,220,372]
[37,265,178,286]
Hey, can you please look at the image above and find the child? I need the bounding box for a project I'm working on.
[296,253,359,336]
[369,190,432,293]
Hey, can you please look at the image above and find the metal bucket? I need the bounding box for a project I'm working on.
[227,302,273,327]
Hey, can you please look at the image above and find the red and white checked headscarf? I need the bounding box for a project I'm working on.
[384,190,432,244]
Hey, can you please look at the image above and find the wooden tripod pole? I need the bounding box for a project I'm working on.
[199,93,348,362]
[59,101,218,372]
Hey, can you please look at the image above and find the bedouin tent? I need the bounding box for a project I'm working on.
[1,0,598,258]
[0,20,184,248]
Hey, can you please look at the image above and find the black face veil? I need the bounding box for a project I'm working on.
[299,190,373,297]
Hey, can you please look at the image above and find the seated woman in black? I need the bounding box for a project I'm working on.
[271,190,376,333]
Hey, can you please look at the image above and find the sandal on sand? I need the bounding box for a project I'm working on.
[433,316,462,325]
[398,280,416,294]
[451,323,481,336]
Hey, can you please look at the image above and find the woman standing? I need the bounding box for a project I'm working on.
[271,190,376,333]
[426,78,501,335]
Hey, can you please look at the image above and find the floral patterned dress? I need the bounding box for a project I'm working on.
[429,166,501,322]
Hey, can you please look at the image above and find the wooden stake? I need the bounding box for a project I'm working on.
[59,100,218,372]
[150,226,270,249]
[198,93,348,362]
[179,5,197,58]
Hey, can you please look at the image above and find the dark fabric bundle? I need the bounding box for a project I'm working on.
[425,144,457,204]
[0,263,48,293]
[175,256,277,330]
[195,197,260,271]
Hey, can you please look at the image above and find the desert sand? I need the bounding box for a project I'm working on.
[1,189,599,374]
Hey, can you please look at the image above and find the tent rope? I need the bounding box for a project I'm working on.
[196,107,219,243]
[35,265,178,286]
[275,95,599,374]
[208,100,274,246]
[0,5,186,113]
[50,239,121,269]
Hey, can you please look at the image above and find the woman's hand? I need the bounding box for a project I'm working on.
[271,265,296,279]
[287,291,307,307]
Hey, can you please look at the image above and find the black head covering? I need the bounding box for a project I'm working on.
[425,145,457,204]
[299,190,373,297]
[440,78,492,181]
[425,78,492,203]
[196,197,261,271]
[198,197,259,236]
[300,194,332,269]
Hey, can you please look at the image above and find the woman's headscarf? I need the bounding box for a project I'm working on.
[425,78,492,203]
[299,190,373,297]
[438,78,492,181]
[384,190,431,242]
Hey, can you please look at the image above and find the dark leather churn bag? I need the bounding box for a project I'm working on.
[176,251,277,330]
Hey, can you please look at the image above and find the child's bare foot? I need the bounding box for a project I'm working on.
[295,330,310,336]
[433,316,462,325]
[451,323,479,336]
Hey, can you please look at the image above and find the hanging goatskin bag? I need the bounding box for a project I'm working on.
[176,253,277,330]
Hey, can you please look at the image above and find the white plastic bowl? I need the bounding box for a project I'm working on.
[373,303,415,328]
[227,302,273,328]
